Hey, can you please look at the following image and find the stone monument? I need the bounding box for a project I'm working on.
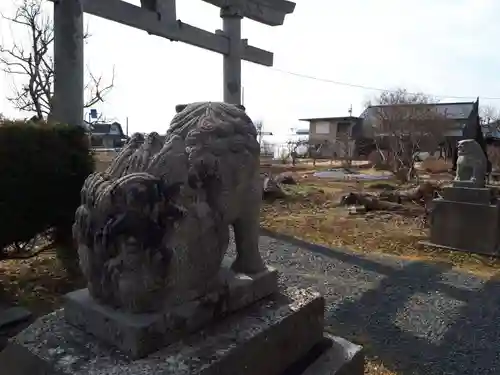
[0,102,364,374]
[425,139,500,255]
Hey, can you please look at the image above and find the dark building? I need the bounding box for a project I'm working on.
[358,99,482,160]
[297,99,488,164]
[297,116,363,158]
[84,121,128,149]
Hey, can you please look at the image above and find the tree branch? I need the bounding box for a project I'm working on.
[84,66,115,108]
[0,0,114,120]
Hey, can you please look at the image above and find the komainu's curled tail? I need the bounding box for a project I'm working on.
[73,102,265,313]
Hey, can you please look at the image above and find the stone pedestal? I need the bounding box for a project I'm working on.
[424,185,500,256]
[0,305,31,329]
[0,288,364,375]
[64,265,279,359]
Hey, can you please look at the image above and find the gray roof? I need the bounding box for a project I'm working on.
[86,121,125,136]
[295,129,309,135]
[361,102,475,121]
[298,116,360,122]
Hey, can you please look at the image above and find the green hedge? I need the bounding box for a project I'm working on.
[0,119,94,258]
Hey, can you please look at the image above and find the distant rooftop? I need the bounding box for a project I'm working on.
[84,121,125,136]
[295,129,309,135]
[362,101,476,120]
[298,116,361,122]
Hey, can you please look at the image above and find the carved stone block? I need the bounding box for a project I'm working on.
[441,186,492,204]
[427,198,500,256]
[73,103,266,314]
[64,260,278,359]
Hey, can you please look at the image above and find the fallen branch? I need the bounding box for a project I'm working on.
[340,192,407,211]
[395,182,441,203]
[261,173,286,200]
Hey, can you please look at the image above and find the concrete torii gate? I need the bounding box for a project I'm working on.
[51,0,296,127]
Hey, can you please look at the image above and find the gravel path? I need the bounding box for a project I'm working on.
[233,231,500,375]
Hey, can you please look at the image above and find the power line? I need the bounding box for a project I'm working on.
[269,67,500,101]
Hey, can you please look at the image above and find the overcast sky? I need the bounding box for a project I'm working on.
[1,0,500,139]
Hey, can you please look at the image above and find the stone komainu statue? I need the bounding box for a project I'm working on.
[73,102,266,313]
[455,139,487,186]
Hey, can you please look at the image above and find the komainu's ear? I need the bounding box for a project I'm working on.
[236,104,246,111]
[175,104,187,113]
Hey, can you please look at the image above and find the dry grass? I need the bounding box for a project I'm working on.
[261,167,500,278]
[0,252,85,316]
[93,150,118,172]
[419,158,451,173]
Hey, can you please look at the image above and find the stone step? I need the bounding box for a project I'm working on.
[0,306,31,329]
[0,288,365,375]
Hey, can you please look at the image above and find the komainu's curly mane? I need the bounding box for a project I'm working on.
[73,102,265,313]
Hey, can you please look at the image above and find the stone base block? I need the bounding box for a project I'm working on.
[300,335,364,375]
[0,305,31,329]
[428,198,500,255]
[64,264,278,359]
[441,186,492,204]
[0,288,365,375]
[452,180,485,189]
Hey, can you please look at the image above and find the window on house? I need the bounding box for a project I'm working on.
[315,122,330,134]
[337,122,351,136]
[110,124,120,134]
[90,135,104,147]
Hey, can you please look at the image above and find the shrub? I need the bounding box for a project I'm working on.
[0,119,94,264]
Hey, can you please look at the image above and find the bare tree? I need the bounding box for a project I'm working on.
[364,88,449,182]
[277,138,305,166]
[334,133,354,168]
[308,141,327,167]
[480,105,500,171]
[260,139,274,156]
[285,139,297,165]
[480,105,500,137]
[0,0,114,120]
[480,105,500,125]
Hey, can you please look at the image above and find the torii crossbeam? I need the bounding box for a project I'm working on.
[50,0,296,127]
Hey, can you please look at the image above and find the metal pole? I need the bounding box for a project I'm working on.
[221,6,242,105]
[53,0,84,127]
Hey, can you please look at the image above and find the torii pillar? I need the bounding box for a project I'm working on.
[52,0,84,127]
[221,5,243,105]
